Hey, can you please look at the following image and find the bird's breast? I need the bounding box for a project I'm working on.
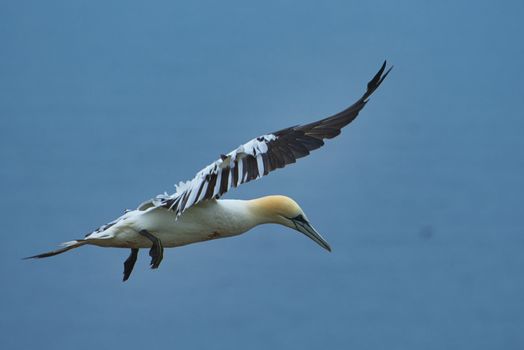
[130,199,258,247]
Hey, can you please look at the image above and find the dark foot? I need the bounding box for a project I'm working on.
[123,248,139,282]
[138,230,164,269]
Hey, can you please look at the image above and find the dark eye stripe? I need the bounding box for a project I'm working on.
[292,214,307,223]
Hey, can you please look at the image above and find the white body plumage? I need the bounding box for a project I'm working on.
[88,200,261,249]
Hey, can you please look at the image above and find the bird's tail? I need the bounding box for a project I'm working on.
[24,240,87,259]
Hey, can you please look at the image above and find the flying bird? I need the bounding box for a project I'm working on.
[26,62,392,281]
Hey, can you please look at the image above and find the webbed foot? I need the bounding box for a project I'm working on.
[138,230,164,269]
[123,248,139,282]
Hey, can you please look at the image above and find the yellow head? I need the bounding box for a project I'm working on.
[249,195,331,251]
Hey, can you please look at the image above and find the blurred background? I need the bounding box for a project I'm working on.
[1,0,523,349]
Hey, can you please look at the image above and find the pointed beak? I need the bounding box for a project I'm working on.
[293,219,332,252]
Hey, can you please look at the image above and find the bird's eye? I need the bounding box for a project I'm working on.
[292,214,307,223]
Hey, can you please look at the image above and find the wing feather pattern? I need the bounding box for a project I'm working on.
[152,61,392,216]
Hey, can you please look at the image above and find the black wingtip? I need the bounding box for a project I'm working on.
[367,60,386,90]
[364,60,392,100]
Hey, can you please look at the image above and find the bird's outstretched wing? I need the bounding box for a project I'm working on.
[149,61,392,216]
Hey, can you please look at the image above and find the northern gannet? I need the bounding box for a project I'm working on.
[26,62,392,281]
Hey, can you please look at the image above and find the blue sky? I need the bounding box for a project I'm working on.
[1,1,523,349]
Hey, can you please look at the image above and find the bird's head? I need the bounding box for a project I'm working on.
[249,195,331,252]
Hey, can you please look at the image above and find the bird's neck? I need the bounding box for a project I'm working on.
[213,196,289,232]
[246,196,287,226]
